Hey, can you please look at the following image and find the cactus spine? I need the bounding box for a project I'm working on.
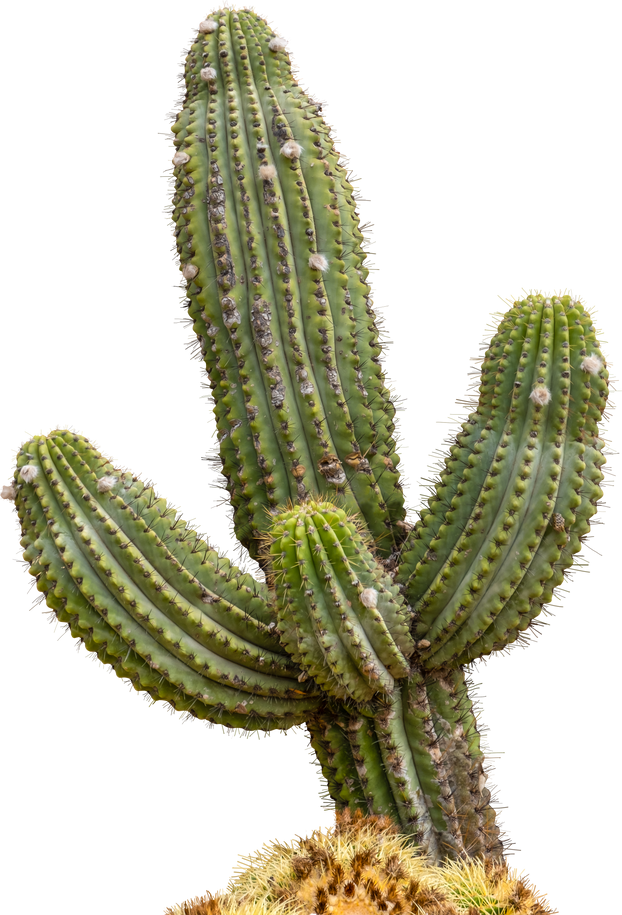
[5,8,610,870]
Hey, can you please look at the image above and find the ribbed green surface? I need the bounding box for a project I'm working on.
[269,500,413,703]
[306,671,501,861]
[14,430,318,729]
[397,294,609,668]
[172,9,406,559]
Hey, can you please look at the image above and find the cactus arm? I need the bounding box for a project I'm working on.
[399,297,550,608]
[400,295,616,670]
[279,510,371,703]
[419,296,571,662]
[314,511,413,672]
[14,430,319,728]
[269,500,414,704]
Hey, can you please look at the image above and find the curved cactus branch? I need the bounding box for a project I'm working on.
[14,430,318,730]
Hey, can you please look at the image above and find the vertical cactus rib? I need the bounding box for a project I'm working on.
[425,671,503,860]
[247,12,407,547]
[307,712,370,812]
[173,122,261,549]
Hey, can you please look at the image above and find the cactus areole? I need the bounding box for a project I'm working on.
[5,9,610,867]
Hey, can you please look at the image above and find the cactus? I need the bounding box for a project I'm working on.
[167,811,553,915]
[3,5,611,876]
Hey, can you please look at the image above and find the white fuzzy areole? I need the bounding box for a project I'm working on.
[200,66,217,82]
[308,253,328,272]
[172,150,190,167]
[0,483,17,506]
[20,465,39,483]
[268,37,287,52]
[96,475,117,493]
[258,163,276,180]
[182,263,199,280]
[280,139,302,159]
[530,386,552,406]
[198,19,218,33]
[581,353,603,375]
[360,588,379,609]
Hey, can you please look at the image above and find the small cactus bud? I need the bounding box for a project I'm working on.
[580,353,603,375]
[200,67,217,81]
[172,150,190,167]
[182,264,199,280]
[268,37,287,52]
[258,164,277,180]
[529,386,551,406]
[1,483,16,501]
[360,588,379,609]
[96,475,117,493]
[309,253,328,272]
[281,139,302,159]
[198,19,218,33]
[20,465,39,483]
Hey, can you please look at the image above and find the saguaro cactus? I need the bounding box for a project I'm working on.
[4,8,610,868]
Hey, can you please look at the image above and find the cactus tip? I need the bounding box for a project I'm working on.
[1,483,16,501]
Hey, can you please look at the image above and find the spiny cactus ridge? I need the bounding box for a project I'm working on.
[5,8,610,870]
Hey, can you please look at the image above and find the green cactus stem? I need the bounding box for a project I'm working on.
[172,9,406,560]
[308,669,501,861]
[14,429,318,730]
[268,500,414,703]
[397,294,608,669]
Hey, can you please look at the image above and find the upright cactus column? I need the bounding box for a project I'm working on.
[171,9,407,561]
